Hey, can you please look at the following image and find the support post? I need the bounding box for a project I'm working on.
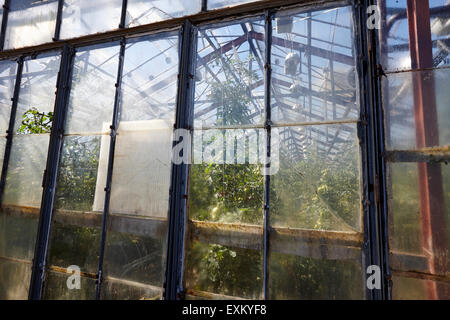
[406,0,447,300]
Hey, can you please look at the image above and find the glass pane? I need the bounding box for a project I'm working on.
[194,18,265,127]
[101,34,179,298]
[379,0,450,72]
[392,275,450,300]
[388,162,449,277]
[271,6,359,123]
[271,124,362,231]
[45,43,120,299]
[208,0,261,10]
[269,252,364,299]
[2,135,50,207]
[44,271,96,300]
[126,0,201,27]
[4,0,58,49]
[185,241,263,299]
[100,278,162,300]
[0,259,32,299]
[0,60,17,135]
[46,135,107,275]
[383,68,450,150]
[60,0,122,39]
[65,43,120,134]
[15,55,61,134]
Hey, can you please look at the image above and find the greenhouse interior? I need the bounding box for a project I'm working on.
[0,0,448,300]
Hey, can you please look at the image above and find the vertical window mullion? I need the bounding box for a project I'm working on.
[164,20,195,300]
[262,9,272,300]
[0,56,23,204]
[119,0,128,29]
[28,45,75,300]
[0,0,10,51]
[53,0,64,41]
[95,38,126,300]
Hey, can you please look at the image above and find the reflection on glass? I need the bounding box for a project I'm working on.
[271,6,358,123]
[125,0,201,27]
[4,0,58,49]
[60,0,122,39]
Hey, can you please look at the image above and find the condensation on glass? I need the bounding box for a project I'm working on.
[4,0,58,50]
[0,53,60,299]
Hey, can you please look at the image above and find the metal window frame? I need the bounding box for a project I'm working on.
[0,0,393,301]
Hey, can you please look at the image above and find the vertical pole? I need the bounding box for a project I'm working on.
[354,0,390,300]
[262,10,272,300]
[164,20,195,300]
[0,0,10,50]
[202,0,207,12]
[0,56,23,204]
[29,45,75,299]
[95,39,126,300]
[406,0,447,300]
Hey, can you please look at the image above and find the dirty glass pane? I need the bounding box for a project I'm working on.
[388,162,449,277]
[185,241,263,299]
[0,60,17,135]
[101,278,162,300]
[269,252,364,299]
[271,124,361,231]
[379,0,450,72]
[125,0,201,27]
[65,43,119,134]
[0,259,32,299]
[60,0,122,39]
[100,34,179,299]
[4,0,58,49]
[208,0,260,10]
[194,18,265,127]
[392,275,450,300]
[271,6,358,123]
[44,271,96,300]
[383,68,450,150]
